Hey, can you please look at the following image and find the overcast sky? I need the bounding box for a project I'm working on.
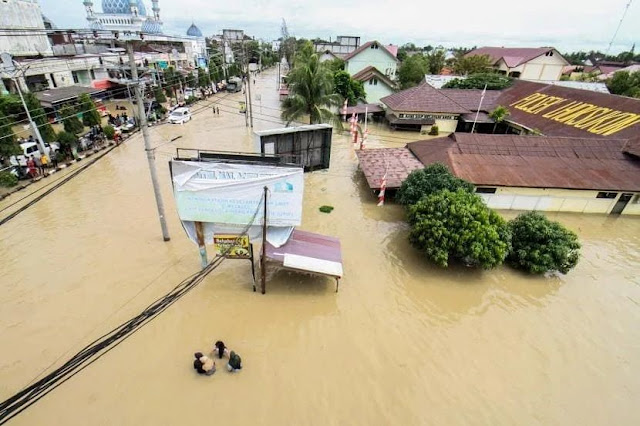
[41,0,639,53]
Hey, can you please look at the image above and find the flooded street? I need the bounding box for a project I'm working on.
[1,68,639,425]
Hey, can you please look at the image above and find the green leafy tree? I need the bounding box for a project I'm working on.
[489,105,510,133]
[24,93,56,142]
[508,212,581,274]
[0,171,18,187]
[77,94,101,127]
[606,71,640,98]
[453,54,494,75]
[0,110,20,158]
[407,189,511,269]
[154,87,167,103]
[443,73,513,90]
[324,58,345,74]
[227,63,241,78]
[281,41,342,125]
[163,67,179,100]
[334,70,365,106]
[186,71,196,88]
[397,54,429,89]
[59,105,84,135]
[425,49,447,74]
[397,163,474,205]
[0,94,24,117]
[103,125,115,140]
[197,67,211,88]
[56,131,78,155]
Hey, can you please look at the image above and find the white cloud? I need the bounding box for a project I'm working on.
[41,0,639,53]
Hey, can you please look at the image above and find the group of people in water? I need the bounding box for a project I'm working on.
[193,341,242,376]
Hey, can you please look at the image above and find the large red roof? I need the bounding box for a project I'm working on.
[465,46,566,67]
[406,133,640,192]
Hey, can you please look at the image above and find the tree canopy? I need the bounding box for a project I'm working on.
[333,71,365,106]
[397,54,429,89]
[0,110,20,158]
[59,105,84,135]
[442,73,512,90]
[24,93,56,142]
[397,163,474,205]
[606,70,640,98]
[508,212,581,274]
[407,189,511,269]
[281,41,342,125]
[489,106,510,133]
[424,49,446,74]
[197,67,211,88]
[452,54,494,75]
[78,94,101,127]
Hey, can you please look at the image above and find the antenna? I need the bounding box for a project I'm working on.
[605,0,634,56]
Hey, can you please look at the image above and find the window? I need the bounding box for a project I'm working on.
[72,71,79,84]
[90,69,96,80]
[374,79,378,86]
[597,192,618,199]
[476,187,497,194]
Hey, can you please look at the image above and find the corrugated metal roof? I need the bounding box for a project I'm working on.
[406,133,640,192]
[496,80,640,139]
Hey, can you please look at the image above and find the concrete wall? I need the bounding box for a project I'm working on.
[346,44,397,77]
[0,0,52,57]
[496,50,566,81]
[477,186,640,215]
[363,79,394,104]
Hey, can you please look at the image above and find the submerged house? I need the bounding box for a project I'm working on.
[344,41,399,105]
[464,46,569,80]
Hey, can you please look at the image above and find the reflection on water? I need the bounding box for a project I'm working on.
[0,68,639,426]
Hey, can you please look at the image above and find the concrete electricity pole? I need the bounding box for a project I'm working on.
[127,42,170,241]
[1,53,47,154]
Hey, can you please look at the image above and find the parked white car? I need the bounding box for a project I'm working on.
[184,88,203,100]
[168,108,192,124]
[10,142,60,168]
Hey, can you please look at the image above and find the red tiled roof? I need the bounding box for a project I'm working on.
[343,41,399,62]
[351,66,396,88]
[355,148,424,189]
[495,80,640,139]
[406,133,640,192]
[465,47,567,67]
[380,83,468,114]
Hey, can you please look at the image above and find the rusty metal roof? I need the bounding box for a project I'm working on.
[496,80,640,139]
[405,133,640,192]
[440,89,502,111]
[355,148,424,190]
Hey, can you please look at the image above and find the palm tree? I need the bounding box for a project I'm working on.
[281,42,342,126]
[489,105,510,134]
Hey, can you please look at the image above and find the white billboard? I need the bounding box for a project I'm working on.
[171,160,304,227]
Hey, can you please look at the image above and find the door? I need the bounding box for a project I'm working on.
[610,193,634,215]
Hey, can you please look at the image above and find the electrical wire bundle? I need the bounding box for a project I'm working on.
[0,192,266,425]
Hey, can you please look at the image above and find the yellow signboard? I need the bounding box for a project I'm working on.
[510,93,640,136]
[214,234,251,259]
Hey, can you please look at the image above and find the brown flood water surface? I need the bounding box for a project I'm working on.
[1,69,639,425]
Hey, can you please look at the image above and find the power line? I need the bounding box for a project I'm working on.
[605,0,635,56]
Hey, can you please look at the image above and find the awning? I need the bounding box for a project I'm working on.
[35,85,106,108]
[91,79,115,90]
[345,104,384,114]
[460,112,494,123]
[264,229,343,288]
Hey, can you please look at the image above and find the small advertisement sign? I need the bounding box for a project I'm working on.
[214,234,251,259]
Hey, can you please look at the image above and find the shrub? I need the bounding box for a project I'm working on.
[319,205,334,213]
[103,125,115,140]
[397,163,474,205]
[185,96,196,105]
[408,189,511,269]
[442,73,513,90]
[56,131,78,149]
[0,171,18,188]
[428,125,439,136]
[154,88,167,103]
[508,211,581,274]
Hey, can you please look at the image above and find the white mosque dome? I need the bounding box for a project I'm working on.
[101,0,148,15]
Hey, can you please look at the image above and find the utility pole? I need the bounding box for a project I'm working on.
[242,38,254,128]
[127,42,170,242]
[1,53,47,154]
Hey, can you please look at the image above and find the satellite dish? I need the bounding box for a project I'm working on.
[1,52,15,74]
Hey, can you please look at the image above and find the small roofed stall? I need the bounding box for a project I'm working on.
[263,229,344,292]
[35,85,106,122]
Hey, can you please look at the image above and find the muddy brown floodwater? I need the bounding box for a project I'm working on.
[1,68,639,426]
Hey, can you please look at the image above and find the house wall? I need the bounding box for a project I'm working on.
[347,45,397,78]
[363,79,394,104]
[433,119,458,134]
[477,186,640,215]
[0,0,53,57]
[520,51,567,81]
